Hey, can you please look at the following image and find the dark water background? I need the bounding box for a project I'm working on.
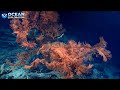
[0,11,120,74]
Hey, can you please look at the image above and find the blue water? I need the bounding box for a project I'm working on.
[0,11,120,79]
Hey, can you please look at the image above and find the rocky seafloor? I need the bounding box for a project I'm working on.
[0,46,120,79]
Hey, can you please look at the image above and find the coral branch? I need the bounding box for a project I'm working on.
[24,58,45,69]
[40,11,59,24]
[94,37,112,62]
[21,41,36,49]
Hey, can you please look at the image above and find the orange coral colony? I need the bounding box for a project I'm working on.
[10,11,112,79]
[25,38,112,78]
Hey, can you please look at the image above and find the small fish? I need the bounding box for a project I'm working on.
[57,33,64,39]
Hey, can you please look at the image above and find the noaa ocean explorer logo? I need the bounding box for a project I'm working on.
[1,12,24,19]
[1,13,7,19]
